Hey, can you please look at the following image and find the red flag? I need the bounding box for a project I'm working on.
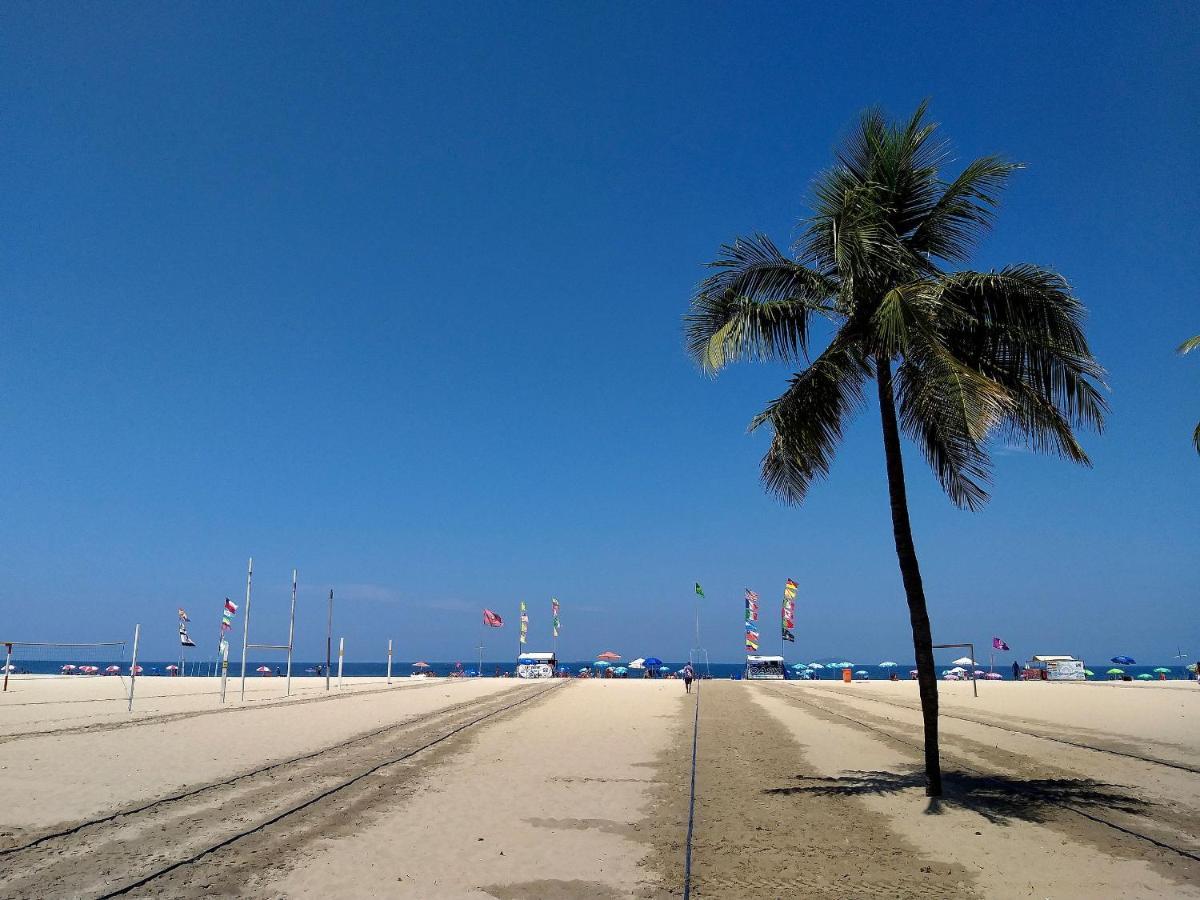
[483,609,503,627]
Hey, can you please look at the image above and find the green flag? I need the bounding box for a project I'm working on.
[694,582,704,598]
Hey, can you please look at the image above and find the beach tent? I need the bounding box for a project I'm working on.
[1111,656,1136,665]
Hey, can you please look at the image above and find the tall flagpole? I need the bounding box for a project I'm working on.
[239,557,253,701]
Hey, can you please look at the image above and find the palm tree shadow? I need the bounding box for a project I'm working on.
[765,768,1148,825]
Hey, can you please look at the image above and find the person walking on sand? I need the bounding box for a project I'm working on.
[682,663,694,694]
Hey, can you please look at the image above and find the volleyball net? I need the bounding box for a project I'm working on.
[2,640,129,693]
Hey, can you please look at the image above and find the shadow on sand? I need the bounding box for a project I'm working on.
[765,768,1149,825]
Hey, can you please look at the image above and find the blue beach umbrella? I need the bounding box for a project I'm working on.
[1111,656,1136,665]
[807,662,824,669]
[879,661,898,668]
[791,663,809,670]
[614,666,628,675]
[643,657,664,668]
[594,661,612,668]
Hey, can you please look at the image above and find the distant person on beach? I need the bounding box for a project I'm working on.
[682,664,694,693]
[1012,661,1021,680]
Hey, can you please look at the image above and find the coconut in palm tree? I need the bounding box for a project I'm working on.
[684,102,1106,796]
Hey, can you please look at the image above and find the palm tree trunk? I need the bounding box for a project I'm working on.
[875,355,943,797]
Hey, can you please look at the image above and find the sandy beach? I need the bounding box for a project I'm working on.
[1,676,1197,898]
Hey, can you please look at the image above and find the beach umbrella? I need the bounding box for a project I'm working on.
[973,670,986,676]
[1111,656,1136,665]
[879,661,898,668]
[628,658,645,669]
[807,662,824,669]
[984,672,1003,680]
[614,666,628,675]
[81,665,99,674]
[644,657,664,668]
[854,669,869,676]
[256,665,271,674]
[1136,673,1153,680]
[909,669,919,675]
[105,665,121,673]
[594,661,612,668]
[1105,667,1124,676]
[597,651,621,661]
[1083,669,1094,676]
[949,666,967,673]
[951,656,976,666]
[465,669,477,676]
[791,663,808,671]
[61,664,76,672]
[412,661,430,668]
[165,664,179,672]
[1152,667,1170,674]
[1,664,15,672]
[130,665,143,674]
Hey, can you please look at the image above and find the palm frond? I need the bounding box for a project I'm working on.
[1178,335,1200,355]
[684,235,835,372]
[909,156,1022,263]
[935,266,1108,437]
[749,334,871,504]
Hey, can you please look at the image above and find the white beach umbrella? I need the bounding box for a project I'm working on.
[807,663,825,669]
[628,658,646,669]
[951,656,976,666]
[949,666,967,673]
[879,661,898,667]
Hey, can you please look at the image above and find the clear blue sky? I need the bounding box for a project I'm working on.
[1,2,1196,665]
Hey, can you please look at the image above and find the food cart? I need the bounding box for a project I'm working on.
[1022,655,1086,681]
[516,652,557,679]
[744,655,787,680]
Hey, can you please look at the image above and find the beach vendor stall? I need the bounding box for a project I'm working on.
[743,655,787,680]
[516,652,557,679]
[1021,655,1086,681]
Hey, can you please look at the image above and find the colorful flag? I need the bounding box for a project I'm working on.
[694,582,704,598]
[745,628,759,652]
[483,609,503,627]
[219,598,238,652]
[745,589,759,623]
[782,579,796,643]
[992,637,1010,651]
[519,601,528,645]
[551,598,559,638]
[179,624,196,647]
[177,608,189,622]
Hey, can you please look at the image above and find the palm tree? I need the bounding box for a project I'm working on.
[1179,336,1200,453]
[685,103,1106,796]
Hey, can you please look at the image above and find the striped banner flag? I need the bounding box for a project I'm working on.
[782,579,797,643]
[551,598,559,638]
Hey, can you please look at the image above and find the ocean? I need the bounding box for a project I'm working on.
[3,659,1193,682]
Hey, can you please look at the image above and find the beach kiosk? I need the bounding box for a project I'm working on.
[516,652,557,679]
[744,655,787,680]
[1022,655,1086,681]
